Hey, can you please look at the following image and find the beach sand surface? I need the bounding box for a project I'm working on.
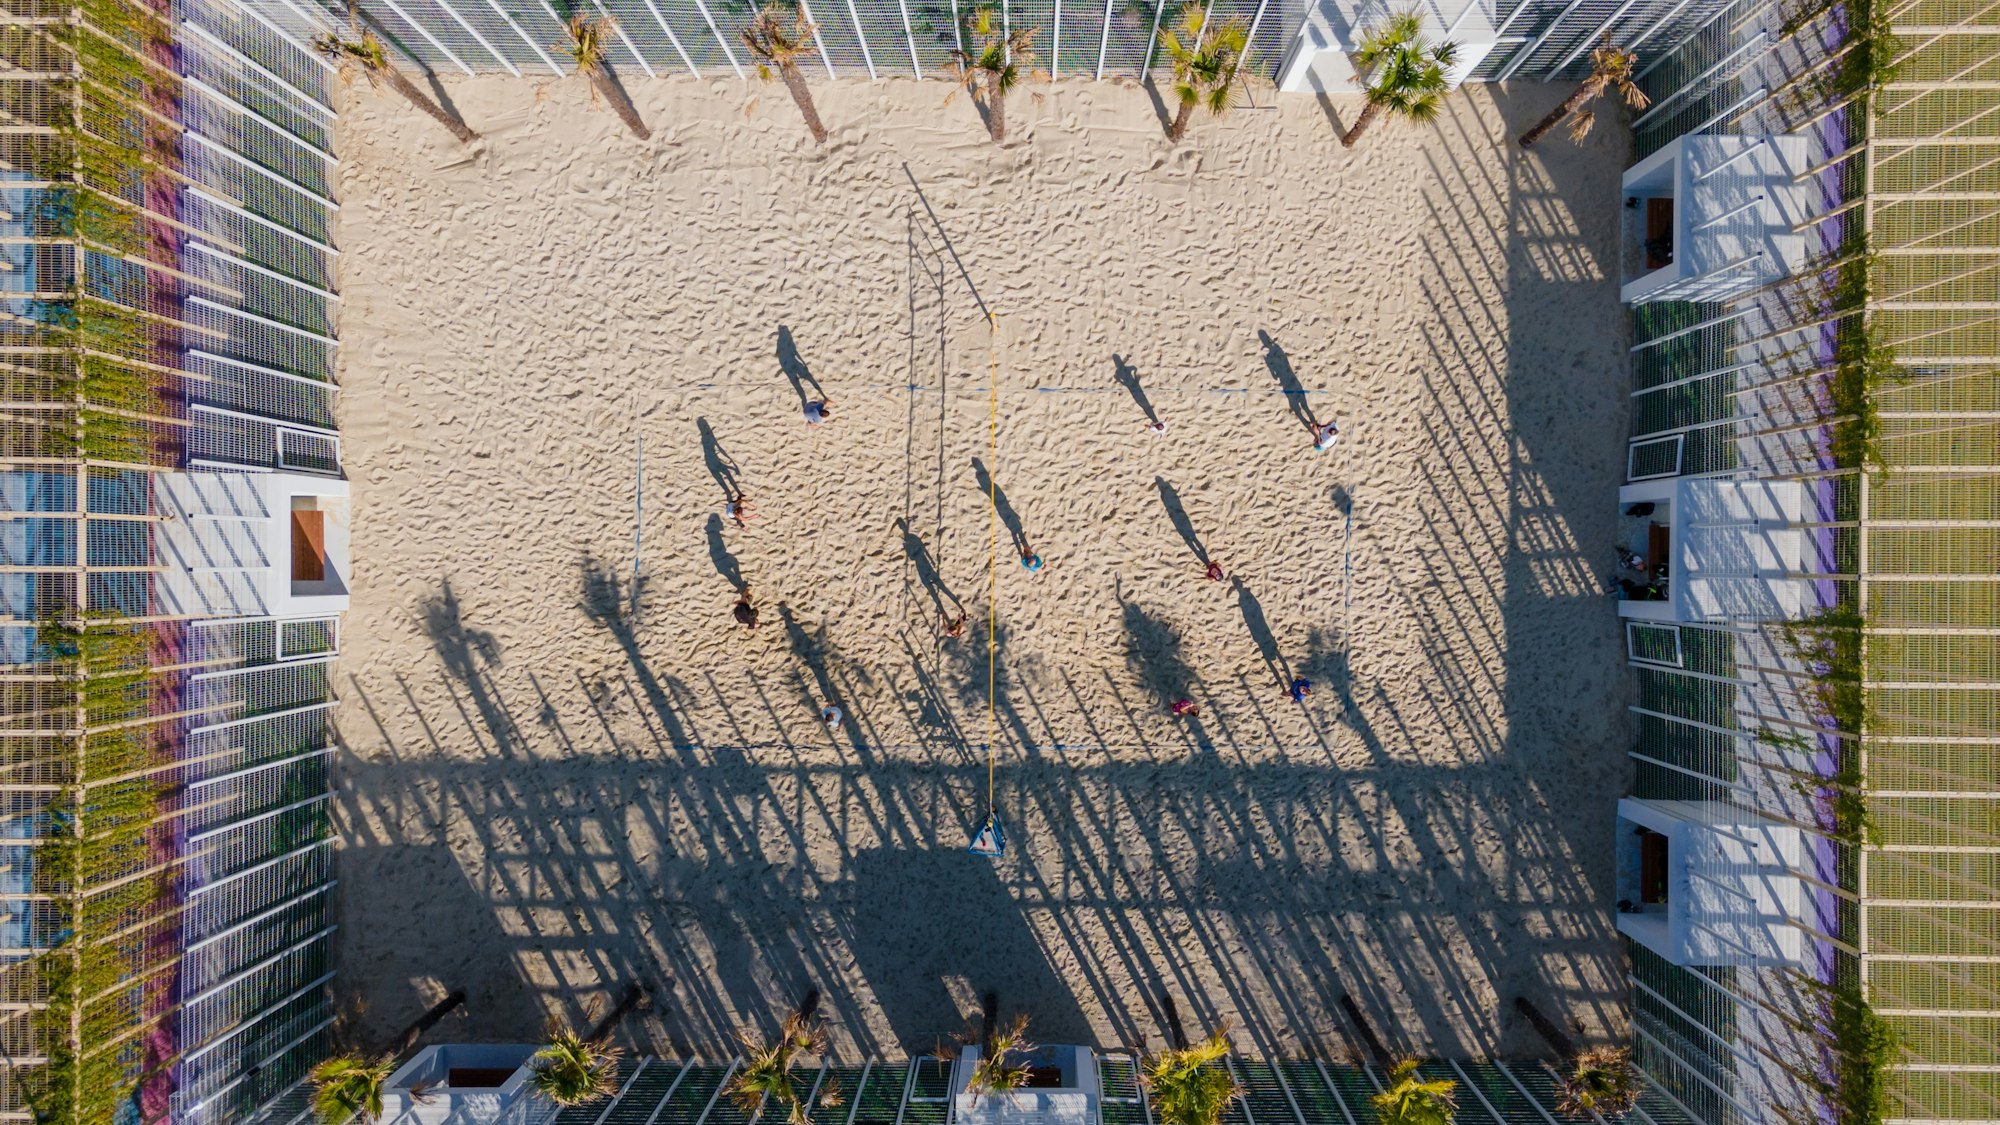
[331,73,1635,1062]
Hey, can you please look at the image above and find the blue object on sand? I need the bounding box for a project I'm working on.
[968,812,1006,858]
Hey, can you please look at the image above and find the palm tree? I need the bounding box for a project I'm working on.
[529,1019,623,1107]
[1371,1059,1457,1125]
[1339,11,1456,149]
[310,1054,394,1125]
[1555,1047,1642,1121]
[724,1009,830,1124]
[562,11,651,140]
[1518,39,1648,146]
[1160,9,1250,142]
[1141,1026,1242,1125]
[966,1013,1034,1101]
[951,7,1035,143]
[313,31,477,144]
[742,4,828,144]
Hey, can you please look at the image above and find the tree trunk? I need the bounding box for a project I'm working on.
[1513,996,1579,1058]
[377,66,478,144]
[586,983,647,1043]
[1338,99,1380,148]
[591,69,652,140]
[780,62,828,144]
[1169,99,1193,141]
[986,71,1005,143]
[1518,81,1598,147]
[382,988,466,1058]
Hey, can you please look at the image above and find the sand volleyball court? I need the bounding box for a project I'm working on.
[329,74,1635,1063]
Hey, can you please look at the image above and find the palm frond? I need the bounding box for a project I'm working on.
[1371,1059,1457,1125]
[1350,11,1456,128]
[530,1021,623,1107]
[1352,9,1423,68]
[313,32,389,73]
[954,7,1036,80]
[1142,1028,1241,1125]
[310,1054,393,1125]
[741,4,815,69]
[562,12,611,73]
[1160,7,1249,126]
[967,1014,1035,1101]
[1565,107,1597,141]
[1556,1047,1641,1121]
[723,1011,829,1125]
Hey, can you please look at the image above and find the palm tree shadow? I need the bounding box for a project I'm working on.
[421,578,502,684]
[778,325,824,408]
[1113,355,1160,427]
[776,604,868,754]
[1305,67,1347,135]
[580,552,650,626]
[1259,329,1320,434]
[593,61,646,131]
[1140,77,1174,134]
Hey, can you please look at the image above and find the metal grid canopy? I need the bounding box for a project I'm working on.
[1616,0,2000,1120]
[474,1055,1695,1125]
[222,0,1750,83]
[0,0,342,1117]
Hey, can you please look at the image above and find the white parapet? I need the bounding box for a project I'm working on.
[1275,0,1495,94]
[951,1045,1101,1125]
[378,1045,546,1125]
[1620,134,1813,304]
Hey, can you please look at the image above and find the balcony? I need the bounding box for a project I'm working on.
[1621,134,1811,304]
[1615,478,1810,623]
[1615,798,1808,969]
[378,1044,541,1125]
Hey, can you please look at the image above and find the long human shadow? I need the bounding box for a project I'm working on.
[896,517,960,621]
[1232,576,1293,691]
[1117,591,1212,752]
[1259,330,1320,434]
[698,418,741,502]
[1113,354,1160,427]
[777,325,824,409]
[705,514,744,591]
[1154,477,1209,566]
[969,456,1031,557]
[777,603,869,757]
[1118,591,1198,706]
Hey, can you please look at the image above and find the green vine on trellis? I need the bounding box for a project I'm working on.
[1776,0,1901,115]
[1794,974,1901,1125]
[1764,603,1896,1125]
[1823,239,1899,476]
